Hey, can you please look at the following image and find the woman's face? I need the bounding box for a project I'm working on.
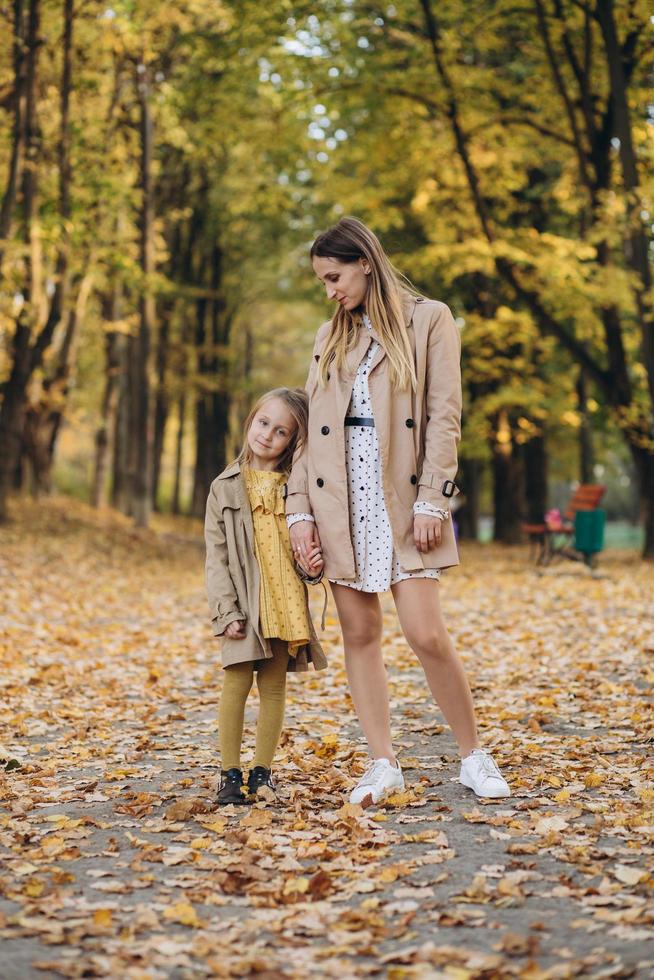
[313,255,370,312]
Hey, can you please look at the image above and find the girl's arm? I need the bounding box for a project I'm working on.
[418,303,462,508]
[204,483,245,636]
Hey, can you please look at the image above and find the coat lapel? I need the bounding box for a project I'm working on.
[219,462,255,552]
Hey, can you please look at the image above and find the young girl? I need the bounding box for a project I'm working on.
[205,387,326,806]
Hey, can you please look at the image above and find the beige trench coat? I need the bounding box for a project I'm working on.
[286,295,461,581]
[205,461,327,672]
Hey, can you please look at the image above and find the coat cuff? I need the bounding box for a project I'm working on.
[211,607,245,637]
[286,492,312,516]
[417,471,459,506]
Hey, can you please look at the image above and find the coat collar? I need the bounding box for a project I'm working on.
[218,459,242,480]
[361,294,419,374]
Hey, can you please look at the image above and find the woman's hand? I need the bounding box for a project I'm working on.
[414,514,443,553]
[290,521,323,575]
[224,620,246,639]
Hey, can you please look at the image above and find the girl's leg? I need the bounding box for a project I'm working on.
[253,640,290,769]
[391,578,479,757]
[218,662,254,769]
[330,584,395,762]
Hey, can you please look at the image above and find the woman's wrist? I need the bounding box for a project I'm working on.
[286,512,315,528]
[413,501,450,521]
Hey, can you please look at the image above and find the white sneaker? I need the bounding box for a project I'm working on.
[349,758,404,807]
[460,749,510,799]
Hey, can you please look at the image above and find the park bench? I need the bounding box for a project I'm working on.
[522,483,607,567]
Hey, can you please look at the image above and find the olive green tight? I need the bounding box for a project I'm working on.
[218,641,289,770]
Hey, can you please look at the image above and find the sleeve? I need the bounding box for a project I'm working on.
[204,483,245,636]
[295,562,324,585]
[285,348,320,517]
[417,304,462,507]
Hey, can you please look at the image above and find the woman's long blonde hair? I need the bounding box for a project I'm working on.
[238,387,308,476]
[310,217,418,390]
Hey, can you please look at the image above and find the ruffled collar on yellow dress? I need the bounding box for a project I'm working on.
[244,468,286,516]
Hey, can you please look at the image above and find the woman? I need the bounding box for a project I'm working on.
[286,217,509,805]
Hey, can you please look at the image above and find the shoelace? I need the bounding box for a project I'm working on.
[356,759,391,788]
[473,751,503,780]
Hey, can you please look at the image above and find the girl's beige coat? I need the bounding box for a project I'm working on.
[286,296,461,580]
[205,461,327,671]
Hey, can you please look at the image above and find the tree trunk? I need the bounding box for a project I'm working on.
[191,244,230,517]
[23,270,92,495]
[521,431,548,524]
[92,290,123,508]
[132,63,155,527]
[630,443,654,559]
[0,0,41,521]
[0,0,27,262]
[171,392,186,515]
[492,447,523,544]
[152,303,171,510]
[455,457,481,541]
[191,295,210,518]
[596,0,654,411]
[111,333,132,514]
[491,412,523,544]
[576,369,594,484]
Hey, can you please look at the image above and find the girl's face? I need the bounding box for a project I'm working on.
[247,397,297,470]
[313,255,370,312]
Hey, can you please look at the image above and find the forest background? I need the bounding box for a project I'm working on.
[1,0,653,556]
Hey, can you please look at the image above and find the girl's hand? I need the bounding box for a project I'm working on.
[224,620,246,639]
[306,545,323,571]
[414,514,442,553]
[290,521,322,575]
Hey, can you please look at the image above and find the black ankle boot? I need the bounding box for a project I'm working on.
[216,768,248,805]
[247,766,276,797]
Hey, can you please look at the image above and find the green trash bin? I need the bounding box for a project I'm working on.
[574,509,605,564]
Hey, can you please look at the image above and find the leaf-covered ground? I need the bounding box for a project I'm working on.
[0,499,652,979]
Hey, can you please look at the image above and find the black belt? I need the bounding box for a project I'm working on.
[345,416,375,427]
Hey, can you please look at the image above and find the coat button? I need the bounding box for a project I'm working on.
[405,418,414,428]
[410,474,417,485]
[321,425,330,435]
[317,478,324,488]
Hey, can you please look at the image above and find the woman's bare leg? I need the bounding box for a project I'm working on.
[330,583,396,762]
[391,578,479,757]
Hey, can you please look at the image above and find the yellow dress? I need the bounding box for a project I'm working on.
[244,468,311,658]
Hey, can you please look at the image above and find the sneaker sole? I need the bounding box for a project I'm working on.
[459,774,510,799]
[350,781,405,809]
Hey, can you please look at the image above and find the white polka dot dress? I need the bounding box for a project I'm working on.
[331,315,441,593]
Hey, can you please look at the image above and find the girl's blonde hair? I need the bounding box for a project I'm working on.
[310,216,418,390]
[238,387,308,475]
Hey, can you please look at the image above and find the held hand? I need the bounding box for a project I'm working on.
[305,545,324,572]
[414,514,442,553]
[224,620,246,639]
[290,521,322,575]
